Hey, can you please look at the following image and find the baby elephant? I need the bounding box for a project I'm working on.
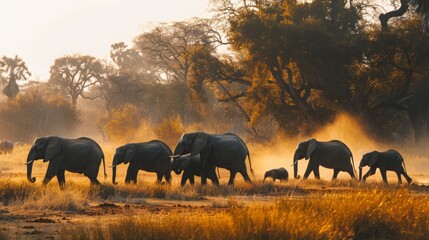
[359,150,412,184]
[263,167,289,183]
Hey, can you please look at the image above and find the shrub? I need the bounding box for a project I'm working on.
[100,103,142,142]
[0,86,78,142]
[153,114,185,147]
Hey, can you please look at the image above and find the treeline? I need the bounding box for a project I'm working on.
[0,0,428,145]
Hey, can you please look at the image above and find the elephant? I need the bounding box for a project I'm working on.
[25,136,106,187]
[263,167,289,183]
[172,132,254,185]
[111,140,172,184]
[171,154,219,186]
[0,140,14,154]
[293,138,357,180]
[359,149,412,184]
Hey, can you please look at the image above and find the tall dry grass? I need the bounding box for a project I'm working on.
[59,188,429,240]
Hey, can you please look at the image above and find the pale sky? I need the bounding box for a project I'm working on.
[0,0,211,80]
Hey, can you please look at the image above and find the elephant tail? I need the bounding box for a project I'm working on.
[401,156,408,173]
[350,153,358,178]
[102,155,107,180]
[247,152,254,177]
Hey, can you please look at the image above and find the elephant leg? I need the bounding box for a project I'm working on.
[332,169,340,180]
[303,166,313,180]
[212,177,219,185]
[396,172,402,184]
[347,169,357,179]
[402,171,412,184]
[164,170,172,185]
[189,175,195,185]
[56,169,66,188]
[240,169,252,183]
[313,166,320,179]
[90,178,101,186]
[180,173,188,186]
[156,172,163,184]
[125,167,138,184]
[380,169,388,184]
[228,171,237,185]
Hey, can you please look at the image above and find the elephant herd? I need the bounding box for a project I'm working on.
[19,133,412,188]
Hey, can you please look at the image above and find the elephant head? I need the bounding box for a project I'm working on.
[26,137,62,183]
[359,151,379,181]
[173,132,209,157]
[111,144,136,184]
[171,154,193,175]
[263,170,275,183]
[293,138,317,179]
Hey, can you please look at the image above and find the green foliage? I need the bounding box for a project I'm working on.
[0,85,78,142]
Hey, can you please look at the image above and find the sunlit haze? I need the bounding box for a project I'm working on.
[0,0,210,80]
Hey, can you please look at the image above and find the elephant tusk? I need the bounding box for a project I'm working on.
[170,154,181,158]
[291,160,298,166]
[25,160,34,165]
[108,165,116,168]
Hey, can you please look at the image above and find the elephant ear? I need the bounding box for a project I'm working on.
[124,144,137,164]
[305,139,317,160]
[191,133,209,156]
[369,152,379,167]
[44,138,62,162]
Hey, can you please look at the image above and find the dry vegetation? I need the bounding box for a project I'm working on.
[56,188,429,240]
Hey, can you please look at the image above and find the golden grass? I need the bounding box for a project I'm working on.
[58,188,429,240]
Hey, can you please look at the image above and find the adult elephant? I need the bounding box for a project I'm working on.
[171,154,218,186]
[111,140,172,184]
[359,150,412,184]
[0,140,14,154]
[293,138,357,180]
[172,132,253,185]
[26,136,106,187]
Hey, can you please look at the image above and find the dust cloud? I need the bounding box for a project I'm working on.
[249,113,429,183]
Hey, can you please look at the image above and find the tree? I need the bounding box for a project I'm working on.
[379,0,429,33]
[49,55,104,107]
[134,18,222,83]
[211,0,364,135]
[0,55,31,99]
[0,84,78,142]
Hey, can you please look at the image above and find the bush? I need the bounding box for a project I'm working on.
[153,115,185,147]
[0,86,79,142]
[100,103,142,142]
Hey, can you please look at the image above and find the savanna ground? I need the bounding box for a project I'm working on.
[1,124,429,240]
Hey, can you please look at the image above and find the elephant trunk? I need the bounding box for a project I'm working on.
[359,167,362,181]
[293,151,300,179]
[112,156,118,185]
[112,165,117,185]
[26,150,36,183]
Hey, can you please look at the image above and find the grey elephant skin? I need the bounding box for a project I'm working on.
[359,150,412,184]
[111,140,172,184]
[26,136,106,187]
[263,167,288,183]
[171,154,218,186]
[293,138,357,180]
[0,140,14,154]
[173,132,253,185]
